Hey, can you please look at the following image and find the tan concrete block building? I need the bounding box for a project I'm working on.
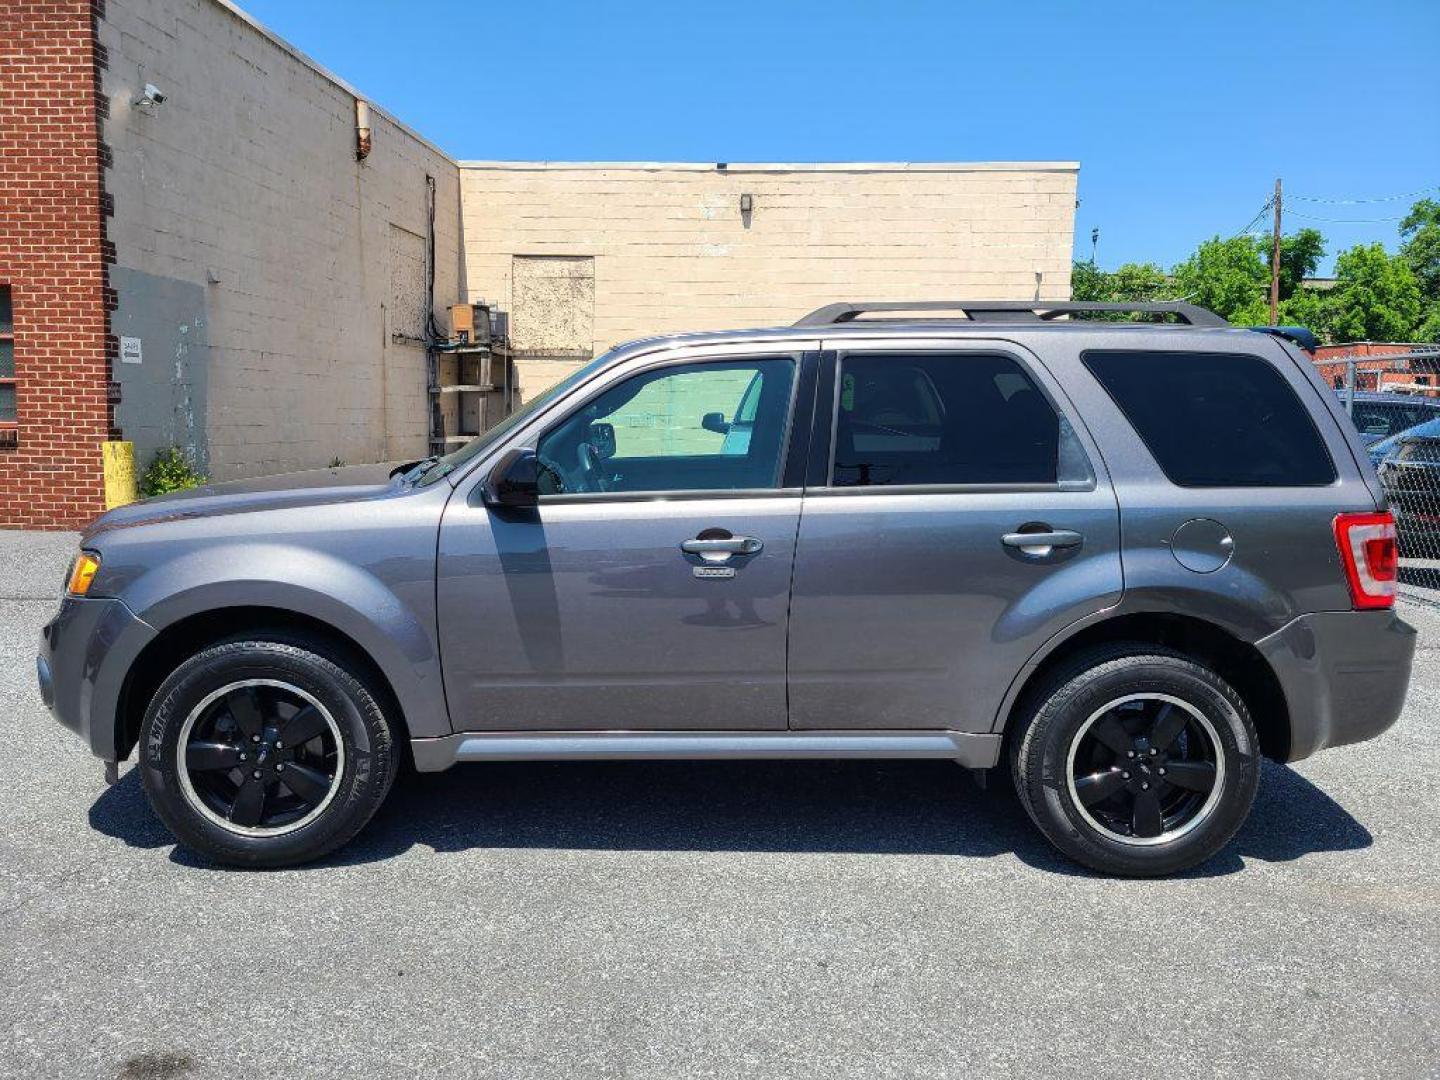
[460,162,1078,399]
[1,0,1077,527]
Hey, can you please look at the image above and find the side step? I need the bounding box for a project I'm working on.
[410,730,1002,772]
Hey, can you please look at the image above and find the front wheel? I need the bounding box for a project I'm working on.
[139,636,399,867]
[1010,645,1261,877]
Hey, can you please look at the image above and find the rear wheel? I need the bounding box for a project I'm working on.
[139,636,398,867]
[1011,645,1261,877]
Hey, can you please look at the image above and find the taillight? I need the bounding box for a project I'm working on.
[1334,512,1397,610]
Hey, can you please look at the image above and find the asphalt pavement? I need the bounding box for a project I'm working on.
[2,529,1437,1080]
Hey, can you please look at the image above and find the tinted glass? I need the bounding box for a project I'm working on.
[0,383,14,423]
[1349,401,1434,439]
[0,287,11,334]
[1085,350,1335,487]
[0,340,12,379]
[833,353,1062,486]
[536,357,795,494]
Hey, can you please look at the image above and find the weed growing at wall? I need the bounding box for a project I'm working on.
[139,446,208,498]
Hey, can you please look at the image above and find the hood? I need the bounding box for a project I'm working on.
[84,462,412,540]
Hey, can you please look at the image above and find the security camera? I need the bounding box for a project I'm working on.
[135,83,166,107]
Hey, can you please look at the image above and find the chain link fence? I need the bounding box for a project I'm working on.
[1330,348,1440,605]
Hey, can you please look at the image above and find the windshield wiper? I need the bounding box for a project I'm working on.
[391,456,439,481]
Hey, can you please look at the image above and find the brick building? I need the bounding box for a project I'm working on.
[0,0,1077,529]
[1313,342,1440,393]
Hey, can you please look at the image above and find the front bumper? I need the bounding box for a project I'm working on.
[39,596,156,761]
[1256,610,1417,762]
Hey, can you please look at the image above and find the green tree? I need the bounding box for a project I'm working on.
[1278,286,1332,339]
[1399,198,1440,299]
[1274,228,1326,299]
[1324,243,1423,343]
[1170,236,1269,323]
[1070,259,1108,302]
[1400,199,1440,342]
[1413,305,1440,344]
[1071,260,1170,303]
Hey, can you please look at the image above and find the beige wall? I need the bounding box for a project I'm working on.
[459,162,1078,398]
[102,0,462,480]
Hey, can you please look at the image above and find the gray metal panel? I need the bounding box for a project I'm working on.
[437,492,802,732]
[409,729,1002,770]
[1255,610,1416,761]
[110,267,211,474]
[1027,327,1377,628]
[439,341,818,735]
[788,337,1123,734]
[78,468,456,741]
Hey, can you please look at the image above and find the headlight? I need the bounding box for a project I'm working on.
[66,552,101,596]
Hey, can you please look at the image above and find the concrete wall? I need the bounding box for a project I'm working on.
[459,162,1078,398]
[101,0,462,480]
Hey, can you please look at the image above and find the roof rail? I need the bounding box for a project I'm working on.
[1246,325,1320,353]
[793,300,1230,328]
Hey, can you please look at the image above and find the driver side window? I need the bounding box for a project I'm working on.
[535,357,796,495]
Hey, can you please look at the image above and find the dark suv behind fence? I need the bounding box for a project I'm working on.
[38,301,1416,876]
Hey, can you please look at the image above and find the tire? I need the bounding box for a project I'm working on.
[1010,643,1260,877]
[139,635,399,868]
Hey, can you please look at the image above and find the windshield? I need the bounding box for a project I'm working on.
[415,352,613,485]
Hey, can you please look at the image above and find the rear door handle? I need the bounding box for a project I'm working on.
[681,535,764,561]
[1001,530,1083,556]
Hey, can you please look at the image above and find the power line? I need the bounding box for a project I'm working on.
[1284,209,1408,224]
[1288,184,1438,205]
[1230,200,1273,240]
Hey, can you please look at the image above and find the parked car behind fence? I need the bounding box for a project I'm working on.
[1335,390,1440,448]
[1375,417,1440,576]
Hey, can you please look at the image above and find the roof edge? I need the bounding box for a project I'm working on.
[208,0,453,162]
[456,160,1081,174]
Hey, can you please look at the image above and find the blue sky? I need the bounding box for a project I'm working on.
[241,0,1439,274]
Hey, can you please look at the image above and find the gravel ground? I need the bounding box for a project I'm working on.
[2,529,1437,1080]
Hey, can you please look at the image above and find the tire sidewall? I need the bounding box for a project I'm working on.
[140,639,393,867]
[1024,655,1260,876]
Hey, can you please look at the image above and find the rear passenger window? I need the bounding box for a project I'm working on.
[833,353,1074,487]
[1084,350,1335,487]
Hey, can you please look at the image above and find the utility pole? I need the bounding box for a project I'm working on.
[1090,227,1099,264]
[1269,177,1283,325]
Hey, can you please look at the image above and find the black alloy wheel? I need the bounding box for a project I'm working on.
[177,679,344,836]
[1066,693,1223,845]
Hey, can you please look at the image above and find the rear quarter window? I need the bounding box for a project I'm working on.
[1083,350,1336,487]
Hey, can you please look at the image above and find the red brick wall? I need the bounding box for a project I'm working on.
[1314,343,1435,391]
[0,0,111,529]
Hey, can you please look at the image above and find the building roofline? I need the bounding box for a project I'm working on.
[209,0,453,161]
[455,160,1081,174]
[205,5,1082,180]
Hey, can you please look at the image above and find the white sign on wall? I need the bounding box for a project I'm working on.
[120,336,143,365]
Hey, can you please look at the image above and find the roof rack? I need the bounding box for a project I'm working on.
[1246,325,1320,353]
[793,300,1230,328]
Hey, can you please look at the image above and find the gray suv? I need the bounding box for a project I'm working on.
[38,300,1417,876]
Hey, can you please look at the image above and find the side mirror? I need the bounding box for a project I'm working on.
[702,411,731,435]
[481,447,540,508]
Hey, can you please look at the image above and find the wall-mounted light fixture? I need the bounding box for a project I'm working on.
[355,99,372,160]
[739,193,753,214]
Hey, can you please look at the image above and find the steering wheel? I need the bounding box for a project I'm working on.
[576,442,612,493]
[535,453,568,495]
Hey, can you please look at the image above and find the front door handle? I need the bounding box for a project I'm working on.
[681,535,764,562]
[1001,529,1083,557]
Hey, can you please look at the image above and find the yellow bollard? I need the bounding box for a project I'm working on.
[102,440,137,509]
